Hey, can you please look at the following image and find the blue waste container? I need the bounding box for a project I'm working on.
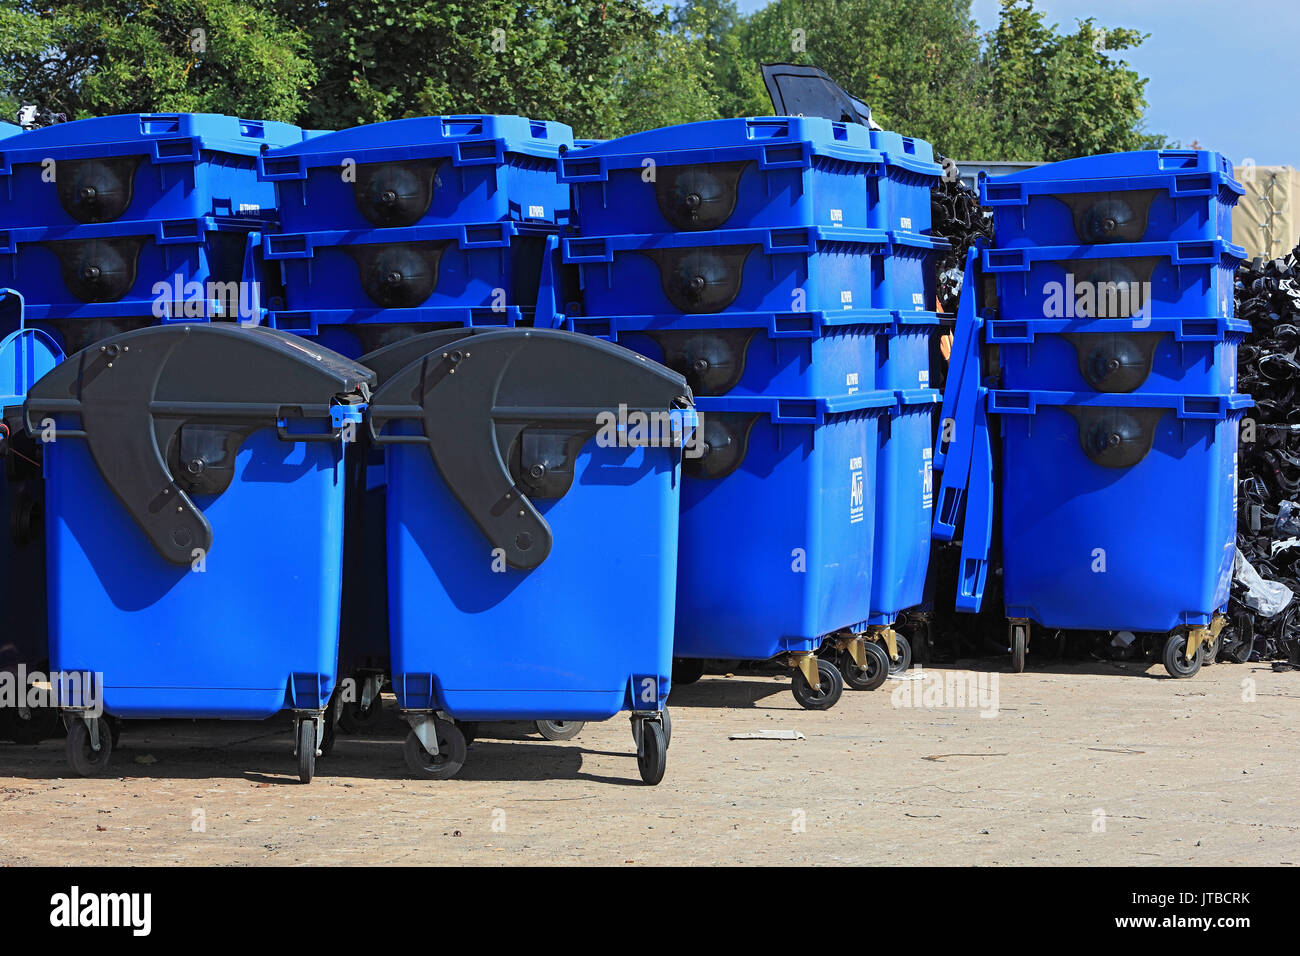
[367,327,692,784]
[0,113,305,227]
[987,315,1248,394]
[672,391,896,707]
[869,129,945,235]
[566,309,892,399]
[559,116,887,235]
[563,227,945,316]
[980,150,1243,247]
[1,216,267,321]
[875,310,941,390]
[990,389,1250,672]
[0,289,63,745]
[258,114,573,233]
[24,323,373,781]
[867,391,939,648]
[264,221,555,315]
[0,122,19,140]
[982,239,1244,320]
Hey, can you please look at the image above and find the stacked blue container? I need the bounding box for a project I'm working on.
[257,114,574,357]
[939,150,1250,677]
[0,113,308,354]
[256,116,574,742]
[559,117,948,707]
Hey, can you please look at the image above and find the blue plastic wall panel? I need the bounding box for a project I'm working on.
[869,391,939,625]
[384,432,679,720]
[672,391,894,660]
[0,216,265,317]
[0,113,305,227]
[258,115,573,232]
[560,116,888,235]
[982,239,1244,320]
[265,221,560,314]
[566,309,893,398]
[987,316,1247,394]
[45,428,347,719]
[981,150,1242,247]
[993,390,1249,632]
[563,227,948,316]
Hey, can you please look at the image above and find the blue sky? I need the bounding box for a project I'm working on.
[731,0,1296,166]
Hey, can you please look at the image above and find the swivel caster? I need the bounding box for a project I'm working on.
[66,717,113,777]
[403,718,467,780]
[792,657,845,709]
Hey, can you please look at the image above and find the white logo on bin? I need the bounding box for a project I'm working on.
[900,216,913,230]
[840,290,852,308]
[919,370,929,386]
[912,292,924,306]
[849,456,864,524]
[922,447,933,510]
[846,371,859,395]
[528,204,545,219]
[830,208,843,226]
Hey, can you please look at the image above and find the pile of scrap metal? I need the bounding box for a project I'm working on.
[1228,249,1300,667]
[931,157,994,314]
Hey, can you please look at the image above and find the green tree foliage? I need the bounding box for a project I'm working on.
[739,0,993,155]
[0,0,1163,160]
[980,0,1168,159]
[271,0,719,136]
[0,0,315,121]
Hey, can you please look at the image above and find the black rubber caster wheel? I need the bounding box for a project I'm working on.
[1162,633,1203,678]
[661,707,672,748]
[3,705,63,745]
[337,693,384,734]
[671,658,705,686]
[296,719,317,783]
[636,719,667,785]
[403,720,467,780]
[535,719,584,741]
[840,641,889,692]
[66,720,112,777]
[885,633,912,675]
[1009,622,1028,673]
[792,658,845,709]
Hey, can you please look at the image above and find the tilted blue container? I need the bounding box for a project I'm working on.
[366,328,689,781]
[868,390,938,626]
[673,391,894,660]
[563,227,947,316]
[869,129,945,235]
[264,220,556,315]
[565,309,891,399]
[1,215,267,320]
[258,114,573,233]
[982,238,1244,320]
[980,150,1243,247]
[991,389,1249,631]
[0,113,306,227]
[559,116,887,235]
[24,324,372,723]
[987,315,1247,394]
